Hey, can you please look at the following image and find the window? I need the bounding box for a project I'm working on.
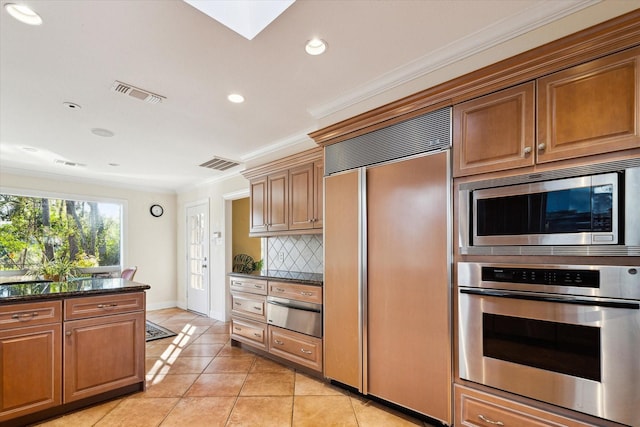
[0,193,122,277]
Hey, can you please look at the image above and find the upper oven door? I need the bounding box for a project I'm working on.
[472,172,618,246]
[458,288,640,426]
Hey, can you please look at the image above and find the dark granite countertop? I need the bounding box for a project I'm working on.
[0,278,150,304]
[228,270,323,286]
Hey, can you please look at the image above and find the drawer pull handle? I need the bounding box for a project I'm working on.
[254,284,262,288]
[478,415,504,426]
[233,282,243,287]
[235,302,241,306]
[300,291,313,296]
[274,339,284,345]
[253,306,262,310]
[275,287,285,292]
[300,348,312,355]
[11,312,39,320]
[97,303,118,308]
[253,333,261,337]
[234,327,242,331]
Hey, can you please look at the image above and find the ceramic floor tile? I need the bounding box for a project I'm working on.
[146,356,213,376]
[94,397,179,427]
[159,396,235,427]
[204,355,255,373]
[134,373,199,398]
[185,373,247,397]
[250,356,293,373]
[34,398,122,426]
[191,333,230,344]
[351,395,425,426]
[217,343,256,357]
[292,395,358,427]
[179,343,225,357]
[204,323,230,333]
[240,372,295,396]
[294,372,347,396]
[226,396,293,427]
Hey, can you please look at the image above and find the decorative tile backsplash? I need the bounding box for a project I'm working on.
[267,235,323,274]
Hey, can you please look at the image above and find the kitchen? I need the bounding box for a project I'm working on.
[1,0,638,424]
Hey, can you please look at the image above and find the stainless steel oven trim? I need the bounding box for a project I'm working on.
[266,296,322,338]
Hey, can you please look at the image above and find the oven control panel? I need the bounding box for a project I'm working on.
[481,267,600,288]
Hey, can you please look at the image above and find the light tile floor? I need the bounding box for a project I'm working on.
[36,308,436,427]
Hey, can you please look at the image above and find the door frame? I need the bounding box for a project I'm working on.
[185,199,210,316]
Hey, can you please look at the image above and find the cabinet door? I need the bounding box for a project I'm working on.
[268,326,322,372]
[453,82,535,176]
[249,177,268,233]
[0,324,61,422]
[289,163,314,230]
[64,311,144,403]
[324,169,361,389]
[314,160,324,229]
[537,47,640,163]
[267,171,289,232]
[230,317,267,349]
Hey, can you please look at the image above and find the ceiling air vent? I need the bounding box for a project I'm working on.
[199,156,240,171]
[111,81,166,104]
[55,159,86,167]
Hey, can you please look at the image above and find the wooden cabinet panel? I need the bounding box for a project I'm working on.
[230,277,267,295]
[537,47,640,163]
[324,170,360,388]
[453,82,535,177]
[230,291,267,322]
[268,281,322,304]
[455,385,596,427]
[63,311,145,403]
[0,300,61,330]
[64,292,144,320]
[268,326,322,372]
[230,317,267,349]
[267,171,289,232]
[249,177,268,233]
[0,323,61,421]
[314,160,324,229]
[289,163,315,230]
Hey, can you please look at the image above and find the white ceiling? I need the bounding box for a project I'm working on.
[0,0,629,192]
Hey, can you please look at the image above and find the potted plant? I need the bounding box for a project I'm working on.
[29,257,76,282]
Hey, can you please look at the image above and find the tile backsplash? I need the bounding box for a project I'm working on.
[267,235,323,274]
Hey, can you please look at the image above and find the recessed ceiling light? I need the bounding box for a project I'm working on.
[305,38,327,55]
[91,128,115,137]
[63,102,81,110]
[108,163,120,167]
[228,93,245,104]
[4,3,42,25]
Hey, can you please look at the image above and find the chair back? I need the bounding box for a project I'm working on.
[121,266,137,280]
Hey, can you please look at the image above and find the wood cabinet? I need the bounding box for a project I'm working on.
[453,47,640,177]
[63,292,145,403]
[230,291,267,322]
[244,147,323,236]
[267,281,322,304]
[230,277,267,295]
[230,317,267,349]
[455,385,597,427]
[0,301,62,422]
[268,325,322,372]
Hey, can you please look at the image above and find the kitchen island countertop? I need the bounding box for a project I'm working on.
[228,270,323,286]
[0,278,150,304]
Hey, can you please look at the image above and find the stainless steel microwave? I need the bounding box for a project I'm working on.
[458,159,640,256]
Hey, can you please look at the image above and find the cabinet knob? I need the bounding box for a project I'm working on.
[66,331,72,337]
[523,146,532,155]
[478,414,504,426]
[537,142,546,151]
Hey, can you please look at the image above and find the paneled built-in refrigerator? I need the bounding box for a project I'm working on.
[324,150,451,424]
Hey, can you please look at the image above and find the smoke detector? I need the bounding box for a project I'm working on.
[111,81,165,104]
[199,156,240,171]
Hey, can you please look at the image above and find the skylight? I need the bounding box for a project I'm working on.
[183,0,295,40]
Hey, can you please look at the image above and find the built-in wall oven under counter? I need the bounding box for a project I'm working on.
[458,262,639,426]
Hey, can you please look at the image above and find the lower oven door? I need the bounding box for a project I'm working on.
[267,296,322,338]
[458,288,640,426]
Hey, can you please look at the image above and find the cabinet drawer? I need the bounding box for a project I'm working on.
[230,317,267,349]
[0,300,62,330]
[231,291,267,322]
[230,278,267,295]
[455,385,596,427]
[268,325,322,372]
[64,292,144,320]
[268,281,322,304]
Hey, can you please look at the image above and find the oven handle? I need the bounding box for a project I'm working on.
[267,299,322,313]
[460,288,640,309]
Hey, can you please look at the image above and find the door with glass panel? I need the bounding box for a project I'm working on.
[186,202,209,316]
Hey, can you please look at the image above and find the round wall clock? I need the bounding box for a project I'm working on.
[150,204,164,217]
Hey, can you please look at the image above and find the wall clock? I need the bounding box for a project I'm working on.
[150,204,164,217]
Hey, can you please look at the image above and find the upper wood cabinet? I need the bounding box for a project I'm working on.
[244,148,323,237]
[453,82,535,177]
[453,47,640,177]
[537,47,640,164]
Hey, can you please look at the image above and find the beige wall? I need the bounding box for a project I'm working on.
[232,198,262,264]
[0,171,178,310]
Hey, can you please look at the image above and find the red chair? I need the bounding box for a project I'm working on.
[121,266,137,280]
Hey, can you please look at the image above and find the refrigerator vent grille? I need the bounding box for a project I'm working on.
[324,107,451,176]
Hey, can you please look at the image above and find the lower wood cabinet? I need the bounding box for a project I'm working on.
[230,317,267,349]
[268,325,322,372]
[455,385,598,427]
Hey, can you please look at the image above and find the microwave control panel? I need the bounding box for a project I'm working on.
[481,267,600,288]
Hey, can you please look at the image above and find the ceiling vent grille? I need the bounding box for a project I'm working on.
[199,156,240,171]
[111,81,165,104]
[55,159,86,167]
